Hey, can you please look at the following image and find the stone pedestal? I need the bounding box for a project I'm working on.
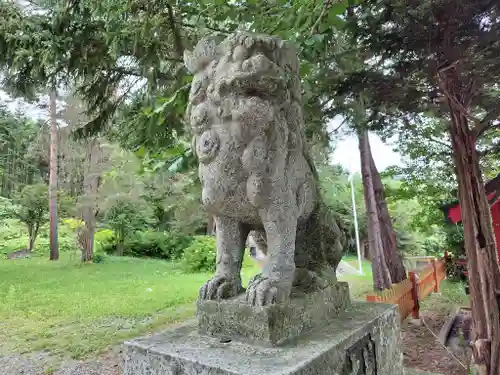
[197,282,351,346]
[123,301,403,375]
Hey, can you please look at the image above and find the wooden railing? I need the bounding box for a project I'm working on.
[366,257,447,321]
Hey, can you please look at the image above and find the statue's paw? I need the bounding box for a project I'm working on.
[246,276,290,306]
[199,276,244,301]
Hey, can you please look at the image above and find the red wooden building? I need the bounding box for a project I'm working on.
[441,173,500,262]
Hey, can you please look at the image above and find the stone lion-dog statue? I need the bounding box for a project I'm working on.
[184,32,345,306]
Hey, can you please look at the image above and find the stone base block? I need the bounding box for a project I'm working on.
[123,302,403,375]
[197,281,351,346]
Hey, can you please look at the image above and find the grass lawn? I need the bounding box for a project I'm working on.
[420,279,469,312]
[338,255,374,299]
[0,252,260,359]
[2,251,461,361]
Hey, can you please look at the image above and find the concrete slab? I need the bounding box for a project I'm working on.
[123,302,403,375]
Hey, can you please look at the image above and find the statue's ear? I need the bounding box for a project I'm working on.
[184,49,197,74]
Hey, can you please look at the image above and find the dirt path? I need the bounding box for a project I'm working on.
[402,310,470,375]
[0,349,123,375]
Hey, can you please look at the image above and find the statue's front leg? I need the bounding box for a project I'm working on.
[199,216,248,301]
[247,208,297,306]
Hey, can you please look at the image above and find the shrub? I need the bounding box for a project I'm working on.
[94,229,116,254]
[92,254,106,263]
[103,198,155,247]
[98,230,193,260]
[121,231,193,260]
[0,218,79,256]
[36,234,78,254]
[181,236,216,273]
[421,236,445,255]
[0,197,19,220]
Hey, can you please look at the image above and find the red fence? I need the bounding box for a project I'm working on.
[366,258,446,321]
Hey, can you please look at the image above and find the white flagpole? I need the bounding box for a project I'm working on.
[349,173,363,275]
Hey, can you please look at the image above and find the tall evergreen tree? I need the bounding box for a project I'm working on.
[335,1,500,372]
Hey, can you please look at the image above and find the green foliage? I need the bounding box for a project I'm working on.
[0,0,355,171]
[6,183,49,251]
[94,228,116,254]
[181,236,216,273]
[36,222,78,254]
[0,219,27,255]
[0,218,77,256]
[11,183,49,227]
[318,164,367,255]
[421,236,446,256]
[117,231,193,260]
[92,253,105,263]
[57,191,78,218]
[444,224,465,256]
[0,107,46,198]
[103,198,154,245]
[393,227,420,256]
[0,196,18,220]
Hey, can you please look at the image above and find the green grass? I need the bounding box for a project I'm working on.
[420,279,469,312]
[338,256,374,299]
[0,250,466,361]
[0,252,260,359]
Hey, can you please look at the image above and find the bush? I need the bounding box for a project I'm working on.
[0,218,78,256]
[421,236,445,255]
[94,229,116,254]
[181,235,216,273]
[0,197,19,220]
[123,231,192,259]
[36,234,78,254]
[92,253,106,263]
[99,230,193,260]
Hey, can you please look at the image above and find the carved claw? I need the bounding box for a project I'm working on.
[198,276,244,301]
[246,274,290,306]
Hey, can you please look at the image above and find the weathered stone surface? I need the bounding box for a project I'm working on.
[197,281,351,346]
[123,302,403,375]
[184,31,347,307]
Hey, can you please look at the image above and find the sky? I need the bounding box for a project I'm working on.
[1,89,403,173]
[331,132,402,174]
[328,117,402,174]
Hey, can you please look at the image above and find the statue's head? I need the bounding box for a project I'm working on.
[184,32,306,208]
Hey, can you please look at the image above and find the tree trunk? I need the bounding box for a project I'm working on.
[79,215,95,262]
[447,106,500,374]
[79,138,100,262]
[49,89,59,261]
[369,151,407,283]
[362,240,371,260]
[27,226,35,252]
[116,242,124,257]
[358,129,392,290]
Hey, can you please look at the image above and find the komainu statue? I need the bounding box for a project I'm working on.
[184,32,345,306]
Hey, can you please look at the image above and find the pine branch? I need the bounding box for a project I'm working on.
[474,108,500,138]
